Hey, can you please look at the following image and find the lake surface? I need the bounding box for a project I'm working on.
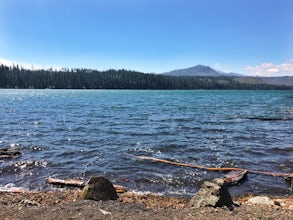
[0,89,292,196]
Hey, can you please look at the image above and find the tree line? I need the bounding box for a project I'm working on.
[0,64,291,90]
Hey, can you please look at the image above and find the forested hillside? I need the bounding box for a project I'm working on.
[0,65,291,90]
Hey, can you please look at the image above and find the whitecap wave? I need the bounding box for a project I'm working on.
[0,183,27,192]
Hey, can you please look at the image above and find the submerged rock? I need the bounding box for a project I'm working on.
[189,178,235,209]
[0,148,21,159]
[81,176,118,201]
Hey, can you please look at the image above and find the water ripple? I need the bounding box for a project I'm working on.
[0,90,292,195]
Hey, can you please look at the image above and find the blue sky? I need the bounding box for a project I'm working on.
[0,0,293,76]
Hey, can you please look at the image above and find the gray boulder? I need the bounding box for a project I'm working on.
[189,178,235,209]
[81,176,118,201]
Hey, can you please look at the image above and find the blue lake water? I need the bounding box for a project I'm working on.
[0,89,292,196]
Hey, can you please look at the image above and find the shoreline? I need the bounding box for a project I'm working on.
[0,189,293,219]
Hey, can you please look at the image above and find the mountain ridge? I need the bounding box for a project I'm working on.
[162,64,243,77]
[162,64,293,87]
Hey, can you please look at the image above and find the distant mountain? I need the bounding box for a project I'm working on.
[163,65,220,77]
[163,65,243,77]
[216,70,244,77]
[162,65,293,87]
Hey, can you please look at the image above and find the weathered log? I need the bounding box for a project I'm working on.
[0,149,21,159]
[125,153,291,177]
[223,170,248,184]
[46,177,126,193]
[46,177,85,187]
[113,184,126,193]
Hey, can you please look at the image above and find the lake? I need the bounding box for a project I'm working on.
[0,89,292,196]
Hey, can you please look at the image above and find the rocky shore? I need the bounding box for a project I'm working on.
[0,173,292,219]
[0,189,293,220]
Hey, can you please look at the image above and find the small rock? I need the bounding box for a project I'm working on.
[189,178,234,209]
[247,196,275,206]
[81,176,118,201]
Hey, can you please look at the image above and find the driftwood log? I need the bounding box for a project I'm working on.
[46,177,125,193]
[0,149,21,159]
[125,153,293,189]
[125,153,291,177]
[223,170,248,184]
